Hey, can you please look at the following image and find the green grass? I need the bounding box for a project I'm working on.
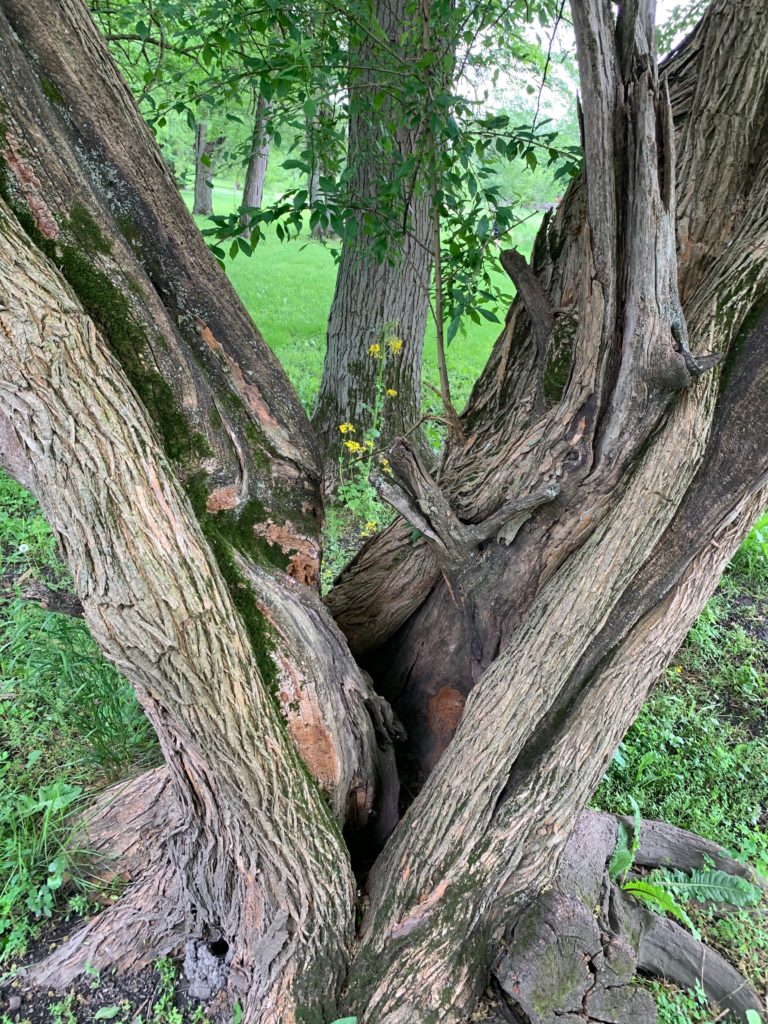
[0,475,158,957]
[593,540,768,865]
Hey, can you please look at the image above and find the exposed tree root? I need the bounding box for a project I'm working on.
[23,769,184,989]
[492,811,764,1024]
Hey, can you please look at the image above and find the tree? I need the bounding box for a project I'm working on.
[193,121,224,215]
[310,0,437,465]
[1,3,768,1024]
[240,92,271,235]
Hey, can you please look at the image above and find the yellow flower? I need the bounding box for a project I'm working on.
[385,388,398,397]
[388,337,404,354]
[368,343,381,357]
[339,422,355,434]
[378,455,393,476]
[361,520,378,537]
[344,439,364,453]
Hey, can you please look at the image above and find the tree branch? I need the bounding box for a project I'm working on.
[374,438,561,567]
[499,248,555,359]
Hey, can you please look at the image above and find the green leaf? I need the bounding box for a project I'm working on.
[232,1003,243,1024]
[652,869,761,907]
[622,881,701,939]
[304,98,317,120]
[328,1018,357,1024]
[94,1008,121,1020]
[746,1011,762,1024]
[609,798,641,882]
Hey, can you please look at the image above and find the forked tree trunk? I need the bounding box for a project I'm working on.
[311,0,434,467]
[193,121,220,216]
[240,94,270,237]
[2,0,768,1022]
[326,1,768,1016]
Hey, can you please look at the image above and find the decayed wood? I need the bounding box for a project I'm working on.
[0,198,354,1022]
[493,809,763,1024]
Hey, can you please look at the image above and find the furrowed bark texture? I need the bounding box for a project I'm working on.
[240,95,270,236]
[311,0,434,466]
[328,0,768,790]
[0,197,355,1023]
[328,2,768,1017]
[0,0,393,826]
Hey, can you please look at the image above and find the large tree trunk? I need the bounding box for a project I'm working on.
[326,1,768,1015]
[0,0,395,834]
[0,195,355,1020]
[193,121,220,216]
[0,2,397,1013]
[240,94,270,237]
[310,0,434,467]
[2,0,768,1022]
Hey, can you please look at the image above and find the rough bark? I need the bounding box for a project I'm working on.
[328,0,768,794]
[311,0,434,467]
[493,810,763,1024]
[0,0,394,828]
[240,95,270,237]
[0,197,354,1020]
[328,2,768,1018]
[193,122,220,216]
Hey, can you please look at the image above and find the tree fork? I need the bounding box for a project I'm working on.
[0,0,393,825]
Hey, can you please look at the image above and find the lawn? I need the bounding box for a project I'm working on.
[181,185,542,415]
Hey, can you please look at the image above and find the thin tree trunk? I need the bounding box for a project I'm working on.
[193,121,218,216]
[240,94,269,237]
[311,0,434,467]
[306,100,335,240]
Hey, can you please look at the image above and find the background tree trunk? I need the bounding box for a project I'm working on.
[240,94,270,237]
[193,121,218,216]
[311,0,434,467]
